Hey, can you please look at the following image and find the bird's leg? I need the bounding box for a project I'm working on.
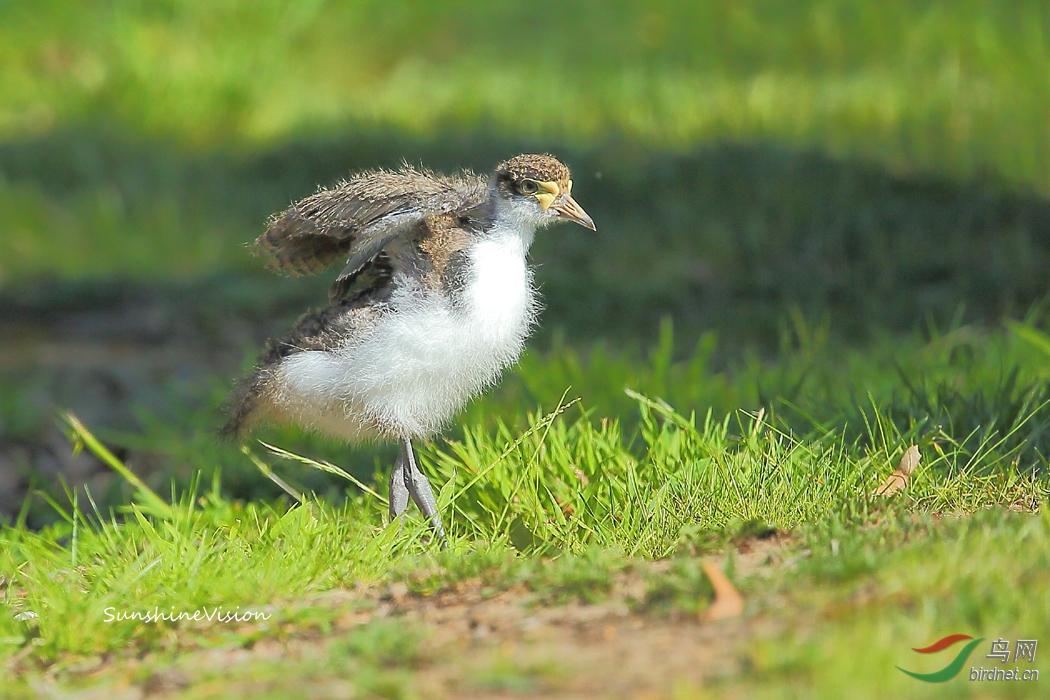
[389,442,412,521]
[401,437,447,545]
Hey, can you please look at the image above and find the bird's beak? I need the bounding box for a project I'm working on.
[551,193,596,231]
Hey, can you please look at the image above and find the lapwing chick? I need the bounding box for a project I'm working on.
[222,154,595,541]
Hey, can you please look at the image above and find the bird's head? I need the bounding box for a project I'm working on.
[492,154,596,231]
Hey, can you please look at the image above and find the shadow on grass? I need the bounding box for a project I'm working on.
[3,127,1050,345]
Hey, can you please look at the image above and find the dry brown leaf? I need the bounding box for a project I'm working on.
[700,559,744,621]
[873,445,921,497]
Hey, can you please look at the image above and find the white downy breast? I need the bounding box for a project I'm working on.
[276,230,538,440]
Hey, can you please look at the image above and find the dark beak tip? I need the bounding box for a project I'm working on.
[553,194,596,231]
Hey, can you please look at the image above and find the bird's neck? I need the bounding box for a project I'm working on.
[485,193,542,252]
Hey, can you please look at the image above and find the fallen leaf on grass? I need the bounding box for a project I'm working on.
[700,560,744,621]
[873,445,921,497]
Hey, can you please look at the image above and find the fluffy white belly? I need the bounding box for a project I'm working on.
[275,235,537,440]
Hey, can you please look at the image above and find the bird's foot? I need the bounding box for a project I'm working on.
[390,438,447,547]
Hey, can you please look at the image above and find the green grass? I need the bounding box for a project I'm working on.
[3,1,1049,192]
[2,319,1049,696]
[745,508,1050,699]
[2,1,1050,336]
[13,305,1050,522]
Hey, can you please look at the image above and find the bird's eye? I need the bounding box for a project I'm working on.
[517,179,539,195]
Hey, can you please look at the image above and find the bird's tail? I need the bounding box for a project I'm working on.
[218,372,272,442]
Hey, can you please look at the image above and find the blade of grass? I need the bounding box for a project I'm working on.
[257,441,386,505]
[241,445,306,504]
[62,412,173,520]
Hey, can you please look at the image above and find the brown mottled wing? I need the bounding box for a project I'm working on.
[257,166,488,298]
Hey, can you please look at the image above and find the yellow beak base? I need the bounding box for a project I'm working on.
[535,181,560,210]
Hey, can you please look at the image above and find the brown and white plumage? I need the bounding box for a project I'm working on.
[222,154,595,540]
[257,166,488,299]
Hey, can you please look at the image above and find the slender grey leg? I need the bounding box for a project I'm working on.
[389,442,411,521]
[401,438,447,545]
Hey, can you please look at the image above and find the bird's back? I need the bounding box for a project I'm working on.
[257,167,488,289]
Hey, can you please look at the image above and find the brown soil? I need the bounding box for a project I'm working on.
[22,538,794,700]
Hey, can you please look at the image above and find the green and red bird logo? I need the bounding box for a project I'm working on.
[897,634,984,682]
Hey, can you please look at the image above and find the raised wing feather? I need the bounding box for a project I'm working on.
[256,167,488,288]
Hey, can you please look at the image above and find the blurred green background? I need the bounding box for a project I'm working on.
[2,0,1050,519]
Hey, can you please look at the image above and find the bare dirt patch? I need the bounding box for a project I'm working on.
[393,536,796,697]
[19,537,798,699]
